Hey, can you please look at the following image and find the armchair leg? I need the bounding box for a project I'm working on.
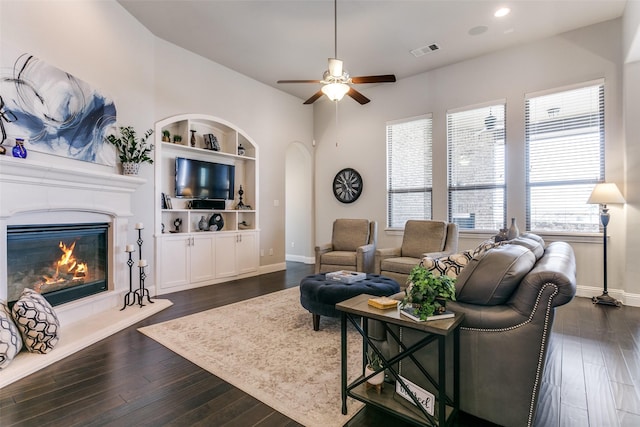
[313,314,320,331]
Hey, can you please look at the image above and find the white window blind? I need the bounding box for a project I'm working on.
[525,81,604,232]
[386,115,433,228]
[447,104,506,230]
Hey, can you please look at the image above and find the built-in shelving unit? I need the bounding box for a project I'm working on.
[154,114,259,294]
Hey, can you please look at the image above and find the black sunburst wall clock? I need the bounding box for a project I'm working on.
[333,168,363,203]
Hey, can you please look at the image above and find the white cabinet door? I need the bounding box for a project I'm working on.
[237,231,258,275]
[215,233,238,278]
[159,235,190,289]
[190,234,216,283]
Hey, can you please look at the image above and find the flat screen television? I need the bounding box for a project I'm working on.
[175,157,235,200]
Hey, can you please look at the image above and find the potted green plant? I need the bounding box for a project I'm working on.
[401,264,456,320]
[161,130,170,142]
[105,126,154,175]
[365,351,384,386]
[173,135,182,144]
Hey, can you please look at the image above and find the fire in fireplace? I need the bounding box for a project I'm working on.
[7,223,109,306]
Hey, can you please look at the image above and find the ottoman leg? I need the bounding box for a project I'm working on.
[313,313,320,331]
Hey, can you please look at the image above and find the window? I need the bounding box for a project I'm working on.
[386,115,432,228]
[525,81,604,232]
[447,103,506,230]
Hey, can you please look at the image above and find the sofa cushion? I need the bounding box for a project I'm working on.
[12,289,60,354]
[456,244,536,305]
[332,219,370,251]
[472,239,509,258]
[510,233,545,260]
[421,250,474,278]
[0,300,23,369]
[401,220,447,259]
[320,251,357,266]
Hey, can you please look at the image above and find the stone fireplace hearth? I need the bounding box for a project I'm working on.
[0,155,145,326]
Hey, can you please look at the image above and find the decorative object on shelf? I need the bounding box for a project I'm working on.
[203,134,220,151]
[365,351,384,394]
[164,194,173,209]
[190,129,196,147]
[173,134,182,144]
[173,217,182,233]
[198,215,209,231]
[161,130,170,142]
[400,264,456,320]
[238,143,245,156]
[161,223,165,233]
[587,182,626,307]
[507,217,519,240]
[105,126,154,175]
[235,185,246,209]
[333,168,363,203]
[238,220,251,230]
[208,213,224,231]
[12,138,27,158]
[494,228,509,242]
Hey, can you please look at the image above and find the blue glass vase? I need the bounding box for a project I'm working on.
[12,139,27,158]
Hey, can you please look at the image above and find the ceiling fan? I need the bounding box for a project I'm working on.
[277,0,396,105]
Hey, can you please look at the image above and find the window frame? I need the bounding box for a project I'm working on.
[385,114,433,229]
[525,79,605,233]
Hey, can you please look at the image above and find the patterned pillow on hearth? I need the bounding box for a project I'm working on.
[11,289,60,354]
[0,299,23,368]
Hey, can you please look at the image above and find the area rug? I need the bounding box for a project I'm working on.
[138,287,365,427]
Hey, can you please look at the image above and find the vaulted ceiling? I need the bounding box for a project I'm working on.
[118,0,627,102]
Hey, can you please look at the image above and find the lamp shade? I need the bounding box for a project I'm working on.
[587,183,625,205]
[321,83,350,101]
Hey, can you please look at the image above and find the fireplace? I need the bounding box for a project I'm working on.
[7,223,109,306]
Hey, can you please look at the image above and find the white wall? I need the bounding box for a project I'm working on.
[1,0,314,288]
[285,142,314,263]
[313,19,638,301]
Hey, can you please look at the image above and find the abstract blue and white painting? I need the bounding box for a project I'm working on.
[0,44,117,165]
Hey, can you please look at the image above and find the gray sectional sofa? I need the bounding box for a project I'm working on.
[368,234,577,427]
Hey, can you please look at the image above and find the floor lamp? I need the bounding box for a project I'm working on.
[587,182,625,306]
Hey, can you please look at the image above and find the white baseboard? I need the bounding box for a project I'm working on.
[576,285,640,307]
[259,262,287,275]
[285,254,315,264]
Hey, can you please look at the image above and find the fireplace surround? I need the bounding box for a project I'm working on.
[0,155,145,326]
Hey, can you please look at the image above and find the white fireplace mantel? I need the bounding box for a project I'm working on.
[0,155,146,325]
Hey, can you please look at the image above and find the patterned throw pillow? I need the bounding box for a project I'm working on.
[421,250,474,278]
[11,289,60,354]
[472,239,508,259]
[0,300,23,369]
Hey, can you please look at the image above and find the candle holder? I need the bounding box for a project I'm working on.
[120,247,137,310]
[134,264,153,307]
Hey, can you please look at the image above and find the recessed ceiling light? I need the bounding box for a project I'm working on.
[494,7,511,18]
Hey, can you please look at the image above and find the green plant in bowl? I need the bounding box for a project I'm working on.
[401,264,456,320]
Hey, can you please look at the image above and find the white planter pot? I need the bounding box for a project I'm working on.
[365,366,384,385]
[122,162,140,176]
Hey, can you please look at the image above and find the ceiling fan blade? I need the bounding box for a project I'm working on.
[346,87,370,105]
[303,90,324,105]
[351,75,397,84]
[277,79,322,84]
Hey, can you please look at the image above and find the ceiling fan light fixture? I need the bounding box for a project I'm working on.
[322,82,350,101]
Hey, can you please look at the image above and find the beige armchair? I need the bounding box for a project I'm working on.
[374,220,458,285]
[315,219,377,274]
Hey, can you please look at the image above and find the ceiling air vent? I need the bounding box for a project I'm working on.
[410,43,440,58]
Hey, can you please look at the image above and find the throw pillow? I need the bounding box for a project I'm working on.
[11,289,60,354]
[0,300,23,369]
[456,244,536,305]
[472,239,508,258]
[421,250,474,278]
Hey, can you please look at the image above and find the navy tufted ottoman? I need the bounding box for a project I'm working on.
[299,274,400,331]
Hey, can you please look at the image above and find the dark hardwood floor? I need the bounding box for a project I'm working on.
[1,262,639,426]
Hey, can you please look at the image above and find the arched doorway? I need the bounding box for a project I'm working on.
[285,142,313,263]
